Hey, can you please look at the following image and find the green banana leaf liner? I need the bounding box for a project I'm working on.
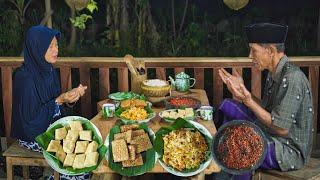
[35,119,107,175]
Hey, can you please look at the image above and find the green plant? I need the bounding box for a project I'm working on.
[69,0,98,30]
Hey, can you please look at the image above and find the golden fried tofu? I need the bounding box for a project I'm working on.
[84,152,99,167]
[65,130,79,142]
[63,139,75,154]
[79,130,92,141]
[111,139,129,162]
[120,124,139,132]
[72,154,86,169]
[130,133,153,153]
[114,130,132,143]
[55,127,67,140]
[63,153,75,167]
[85,141,98,154]
[122,153,143,167]
[74,141,89,154]
[47,140,61,153]
[55,147,66,163]
[69,121,83,131]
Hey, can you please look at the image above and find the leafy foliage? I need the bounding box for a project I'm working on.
[0,0,319,56]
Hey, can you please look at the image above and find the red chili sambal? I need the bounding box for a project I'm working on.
[217,125,264,170]
[168,97,199,108]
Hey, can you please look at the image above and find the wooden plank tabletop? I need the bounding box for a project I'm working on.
[91,89,221,174]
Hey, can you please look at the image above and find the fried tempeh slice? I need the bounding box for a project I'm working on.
[130,133,153,153]
[122,153,143,167]
[128,145,136,160]
[132,129,145,137]
[120,124,139,132]
[114,130,132,143]
[111,139,129,162]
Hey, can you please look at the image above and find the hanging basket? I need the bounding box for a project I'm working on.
[223,0,249,10]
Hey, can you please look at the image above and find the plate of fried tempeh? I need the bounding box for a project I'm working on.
[105,123,157,176]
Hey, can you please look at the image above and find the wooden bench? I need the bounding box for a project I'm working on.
[253,158,320,180]
[0,57,319,178]
[3,142,59,180]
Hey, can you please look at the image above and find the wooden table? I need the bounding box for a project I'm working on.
[91,89,221,176]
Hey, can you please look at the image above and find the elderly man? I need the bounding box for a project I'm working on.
[218,23,313,179]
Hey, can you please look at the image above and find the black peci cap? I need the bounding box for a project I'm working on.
[245,23,288,43]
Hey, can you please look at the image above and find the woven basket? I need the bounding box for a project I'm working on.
[141,79,171,97]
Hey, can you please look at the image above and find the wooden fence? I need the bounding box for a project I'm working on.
[0,57,319,149]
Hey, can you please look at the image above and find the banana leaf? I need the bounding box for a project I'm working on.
[154,118,213,174]
[35,117,107,175]
[108,91,146,101]
[107,123,156,176]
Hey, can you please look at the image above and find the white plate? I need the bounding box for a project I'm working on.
[158,109,196,123]
[43,116,103,176]
[157,120,213,177]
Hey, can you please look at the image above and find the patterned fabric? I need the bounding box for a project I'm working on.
[18,139,43,153]
[262,55,313,171]
[53,103,62,118]
[47,173,90,180]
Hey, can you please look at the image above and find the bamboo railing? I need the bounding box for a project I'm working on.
[0,57,319,149]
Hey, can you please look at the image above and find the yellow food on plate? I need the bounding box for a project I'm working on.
[74,141,89,154]
[86,141,98,154]
[65,130,79,142]
[55,127,67,140]
[162,129,208,171]
[47,140,61,153]
[120,107,148,120]
[69,121,83,131]
[84,152,99,167]
[79,130,92,141]
[56,147,66,163]
[63,153,76,167]
[63,139,76,154]
[73,154,86,169]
